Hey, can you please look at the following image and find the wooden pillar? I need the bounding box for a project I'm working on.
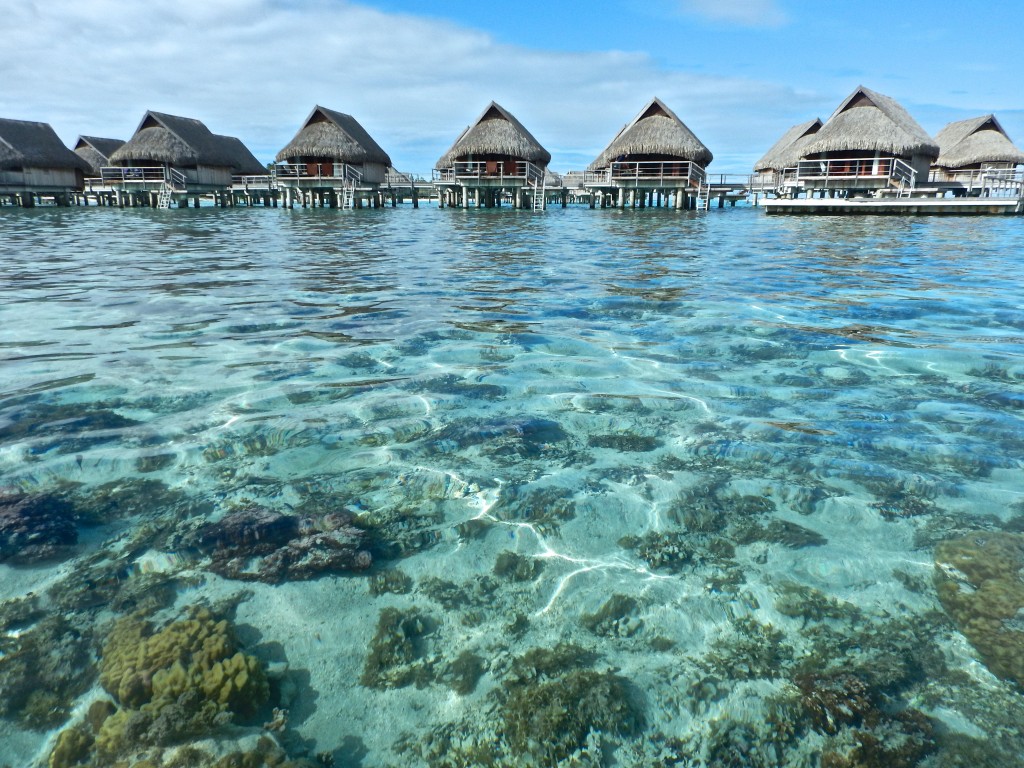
[561,190,567,208]
[21,192,35,208]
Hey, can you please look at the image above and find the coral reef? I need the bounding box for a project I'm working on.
[0,491,78,564]
[368,569,413,596]
[89,607,269,758]
[581,594,643,638]
[438,651,485,696]
[933,531,1024,686]
[703,617,793,681]
[500,668,643,762]
[0,614,95,729]
[360,607,434,689]
[492,551,543,582]
[190,506,371,583]
[587,433,663,452]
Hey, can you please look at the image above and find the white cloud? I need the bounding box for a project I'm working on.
[2,0,815,173]
[679,0,788,27]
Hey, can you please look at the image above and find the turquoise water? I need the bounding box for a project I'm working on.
[2,206,1024,767]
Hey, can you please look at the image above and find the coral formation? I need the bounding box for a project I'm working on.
[492,551,543,582]
[360,607,434,689]
[190,506,371,582]
[581,594,642,638]
[500,668,643,762]
[90,607,269,757]
[933,531,1024,686]
[0,614,95,729]
[0,491,78,564]
[368,569,413,595]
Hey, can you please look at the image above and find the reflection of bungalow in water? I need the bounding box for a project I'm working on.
[584,97,712,209]
[783,86,939,198]
[433,102,551,210]
[752,118,821,191]
[0,117,90,207]
[274,105,392,209]
[931,115,1024,196]
[107,111,262,208]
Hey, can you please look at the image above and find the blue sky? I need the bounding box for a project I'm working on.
[4,0,1022,173]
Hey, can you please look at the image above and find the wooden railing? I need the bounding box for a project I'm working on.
[582,161,706,187]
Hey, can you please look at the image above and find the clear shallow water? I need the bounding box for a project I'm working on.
[2,206,1024,767]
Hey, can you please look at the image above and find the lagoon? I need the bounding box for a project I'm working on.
[2,206,1024,766]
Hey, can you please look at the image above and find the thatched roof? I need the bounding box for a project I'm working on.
[0,117,91,172]
[801,86,939,159]
[275,106,391,165]
[753,118,822,172]
[588,98,712,170]
[74,136,125,176]
[217,135,265,175]
[436,102,550,169]
[934,114,1024,168]
[110,111,256,169]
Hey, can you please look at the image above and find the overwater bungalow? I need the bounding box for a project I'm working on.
[274,105,391,209]
[106,111,261,208]
[584,97,712,209]
[433,102,551,210]
[752,118,821,192]
[931,115,1024,196]
[0,117,90,207]
[781,86,939,198]
[74,136,125,178]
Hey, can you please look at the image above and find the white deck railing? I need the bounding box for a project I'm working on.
[99,166,188,189]
[927,166,1024,197]
[232,174,276,190]
[582,160,706,188]
[274,163,363,184]
[781,157,916,188]
[432,160,547,184]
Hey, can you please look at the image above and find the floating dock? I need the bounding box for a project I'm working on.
[762,197,1023,215]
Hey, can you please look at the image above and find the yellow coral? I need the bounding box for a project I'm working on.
[48,725,92,768]
[93,607,269,758]
[935,532,1024,686]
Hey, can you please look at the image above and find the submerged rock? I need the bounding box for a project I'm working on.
[0,491,78,564]
[190,506,371,583]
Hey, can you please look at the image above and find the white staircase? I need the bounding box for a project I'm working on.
[341,183,356,210]
[341,164,363,209]
[527,164,546,211]
[156,184,172,209]
[695,181,711,211]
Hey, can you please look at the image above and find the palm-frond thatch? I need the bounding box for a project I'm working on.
[110,111,254,169]
[216,135,265,175]
[436,102,550,169]
[588,98,712,170]
[801,86,939,159]
[934,114,1024,169]
[0,118,91,172]
[74,136,125,176]
[753,118,822,172]
[275,106,391,166]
